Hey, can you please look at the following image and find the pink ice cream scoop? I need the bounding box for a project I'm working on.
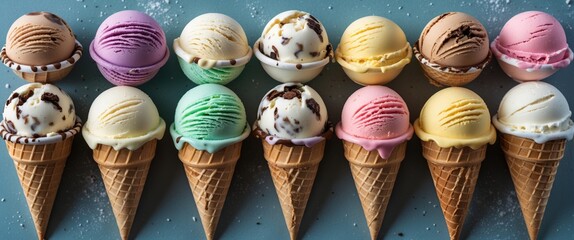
[90,10,169,86]
[491,11,573,81]
[336,86,413,158]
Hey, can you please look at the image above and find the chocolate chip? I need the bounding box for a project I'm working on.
[41,92,62,112]
[266,90,281,101]
[306,16,323,42]
[49,122,54,126]
[27,12,42,16]
[273,108,278,120]
[271,45,279,60]
[273,122,278,131]
[283,117,290,123]
[62,116,66,121]
[43,12,65,26]
[260,106,268,113]
[41,66,48,71]
[310,52,319,57]
[294,119,300,125]
[281,37,292,45]
[54,63,61,69]
[176,136,182,143]
[31,66,38,72]
[5,121,16,134]
[6,92,19,106]
[296,64,302,70]
[67,57,75,64]
[192,57,200,64]
[30,117,40,132]
[230,59,236,65]
[16,90,34,119]
[326,44,333,59]
[306,99,321,119]
[282,91,297,99]
[294,43,303,59]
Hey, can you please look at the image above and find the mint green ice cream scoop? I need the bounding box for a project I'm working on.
[170,84,250,153]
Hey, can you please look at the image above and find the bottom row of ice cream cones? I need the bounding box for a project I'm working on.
[2,81,572,240]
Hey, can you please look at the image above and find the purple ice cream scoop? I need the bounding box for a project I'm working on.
[90,10,169,86]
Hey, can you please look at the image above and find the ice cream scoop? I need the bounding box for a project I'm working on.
[493,82,574,143]
[336,16,412,85]
[2,12,83,82]
[491,11,573,82]
[173,13,252,85]
[82,86,165,240]
[82,86,166,150]
[254,10,333,83]
[415,87,496,149]
[256,83,328,140]
[492,82,573,240]
[0,83,81,240]
[171,84,250,153]
[414,87,495,240]
[3,83,76,137]
[335,86,413,240]
[253,82,330,240]
[336,85,413,157]
[414,12,491,87]
[90,10,169,86]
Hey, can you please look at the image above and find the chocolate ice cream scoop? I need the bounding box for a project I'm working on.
[419,12,489,68]
[5,12,76,66]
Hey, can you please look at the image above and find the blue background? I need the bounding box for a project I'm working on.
[0,0,573,239]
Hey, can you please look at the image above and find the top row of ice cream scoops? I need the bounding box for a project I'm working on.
[1,9,572,86]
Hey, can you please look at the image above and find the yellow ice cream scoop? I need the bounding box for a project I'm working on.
[414,87,496,149]
[336,16,411,85]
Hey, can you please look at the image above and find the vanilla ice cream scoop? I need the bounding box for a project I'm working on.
[177,13,249,65]
[82,86,165,150]
[415,87,496,148]
[256,83,327,139]
[260,10,331,63]
[493,82,574,143]
[3,83,76,137]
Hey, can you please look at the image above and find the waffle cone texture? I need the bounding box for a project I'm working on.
[92,140,157,240]
[5,136,75,240]
[342,140,407,240]
[178,142,242,240]
[261,139,326,240]
[500,133,565,240]
[421,140,486,240]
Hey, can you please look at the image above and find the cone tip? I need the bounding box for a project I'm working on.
[289,229,298,240]
[369,226,379,240]
[36,229,44,240]
[527,226,539,240]
[120,228,130,240]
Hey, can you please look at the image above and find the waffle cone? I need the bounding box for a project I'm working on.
[14,67,74,83]
[261,139,325,240]
[178,142,242,240]
[421,140,486,240]
[5,136,74,240]
[342,140,407,240]
[92,140,157,240]
[418,62,482,87]
[500,133,565,240]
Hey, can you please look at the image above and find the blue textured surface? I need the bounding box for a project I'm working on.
[0,0,573,239]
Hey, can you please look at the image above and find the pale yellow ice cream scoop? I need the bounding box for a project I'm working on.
[336,16,411,85]
[415,87,496,149]
[336,16,411,73]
